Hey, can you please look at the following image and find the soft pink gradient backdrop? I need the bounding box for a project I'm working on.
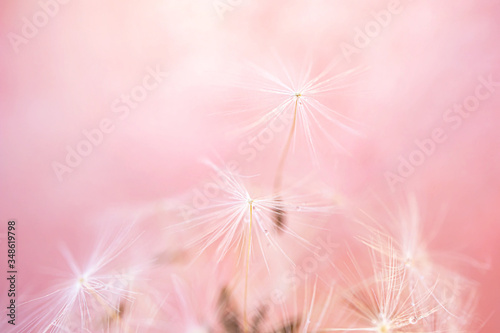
[1,0,499,331]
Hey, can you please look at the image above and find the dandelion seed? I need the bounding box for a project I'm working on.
[230,58,365,155]
[17,226,143,333]
[320,239,440,333]
[169,162,333,333]
[355,195,485,319]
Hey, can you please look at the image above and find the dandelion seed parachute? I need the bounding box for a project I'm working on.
[15,223,149,333]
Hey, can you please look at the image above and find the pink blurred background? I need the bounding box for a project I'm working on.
[1,0,499,331]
